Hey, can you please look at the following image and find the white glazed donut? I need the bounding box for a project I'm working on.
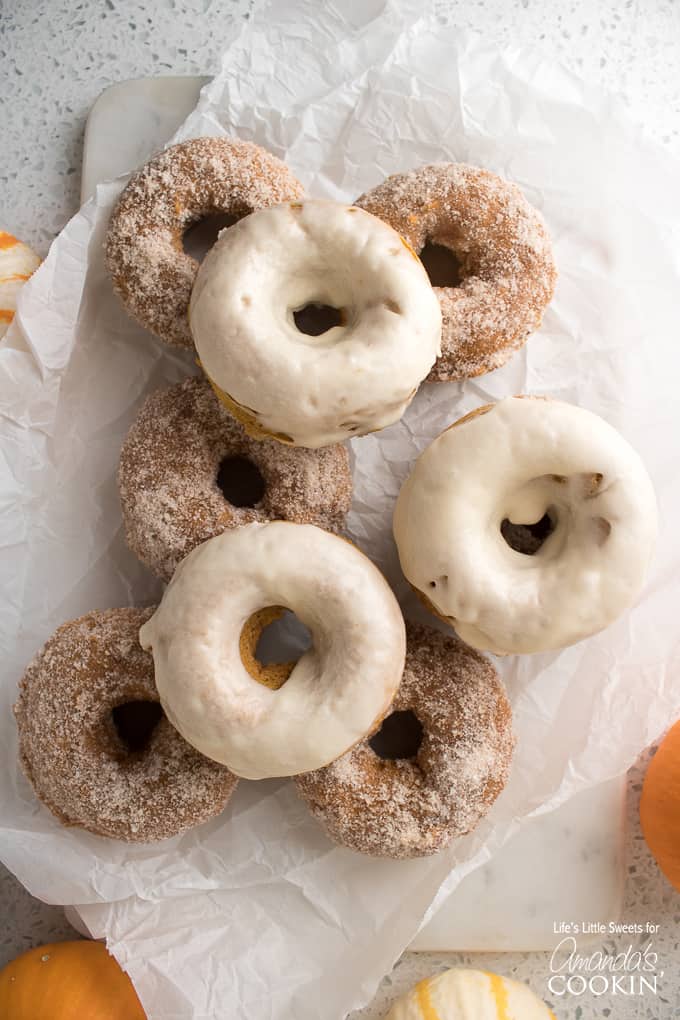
[139,521,406,779]
[384,968,556,1020]
[393,397,657,655]
[188,199,442,448]
[0,231,40,339]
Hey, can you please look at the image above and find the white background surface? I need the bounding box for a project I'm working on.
[1,1,680,1018]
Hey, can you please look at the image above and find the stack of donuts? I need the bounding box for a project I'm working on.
[14,137,657,859]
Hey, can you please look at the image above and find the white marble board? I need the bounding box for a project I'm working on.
[82,76,626,953]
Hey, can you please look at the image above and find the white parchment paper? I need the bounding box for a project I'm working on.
[3,2,680,1017]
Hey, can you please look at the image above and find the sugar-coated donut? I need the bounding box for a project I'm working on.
[189,199,442,447]
[14,608,237,842]
[384,967,556,1020]
[356,164,556,381]
[0,231,40,339]
[118,377,352,581]
[295,623,513,858]
[393,397,657,655]
[105,137,304,347]
[140,522,406,779]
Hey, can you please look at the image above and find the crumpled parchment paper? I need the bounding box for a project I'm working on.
[2,1,680,1017]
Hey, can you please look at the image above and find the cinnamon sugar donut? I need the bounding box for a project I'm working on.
[295,622,514,858]
[105,137,304,347]
[118,377,352,581]
[356,164,556,381]
[14,608,237,842]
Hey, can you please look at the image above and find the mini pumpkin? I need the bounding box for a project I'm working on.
[640,719,680,892]
[383,967,556,1019]
[0,941,146,1020]
[0,231,40,339]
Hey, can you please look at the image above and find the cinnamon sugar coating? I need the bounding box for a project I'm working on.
[356,163,556,381]
[105,137,305,347]
[118,377,352,582]
[295,623,514,858]
[14,608,237,842]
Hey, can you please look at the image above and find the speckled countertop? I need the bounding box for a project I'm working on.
[2,1,680,1017]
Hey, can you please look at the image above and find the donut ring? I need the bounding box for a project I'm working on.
[14,608,237,842]
[355,164,557,381]
[295,622,514,858]
[140,522,406,779]
[105,137,304,347]
[0,231,40,339]
[393,397,658,655]
[118,377,352,581]
[189,199,442,447]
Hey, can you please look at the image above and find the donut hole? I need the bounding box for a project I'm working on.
[111,700,163,754]
[419,241,464,288]
[293,302,346,336]
[217,455,266,508]
[369,710,424,761]
[501,510,556,555]
[255,609,313,664]
[240,607,313,691]
[182,212,240,262]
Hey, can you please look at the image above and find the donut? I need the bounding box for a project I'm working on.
[139,522,406,779]
[393,397,657,655]
[295,622,514,858]
[118,376,352,581]
[14,607,237,841]
[355,164,556,381]
[188,199,442,447]
[384,967,556,1020]
[105,137,304,347]
[0,231,40,339]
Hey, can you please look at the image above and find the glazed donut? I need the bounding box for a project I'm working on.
[14,608,237,842]
[140,522,406,779]
[295,622,513,858]
[188,199,442,447]
[384,967,556,1020]
[105,137,304,347]
[118,377,352,581]
[355,164,556,381]
[393,397,657,655]
[0,231,40,339]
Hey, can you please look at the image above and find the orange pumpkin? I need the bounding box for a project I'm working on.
[0,940,146,1020]
[640,719,680,892]
[0,230,40,339]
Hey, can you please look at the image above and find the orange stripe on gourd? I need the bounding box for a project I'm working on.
[1,273,31,283]
[485,972,511,1018]
[415,977,442,1020]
